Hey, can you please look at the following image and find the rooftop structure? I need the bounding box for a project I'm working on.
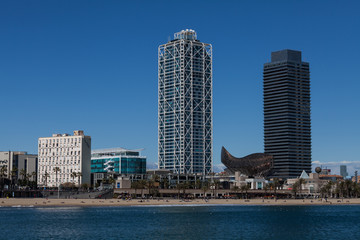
[174,29,197,40]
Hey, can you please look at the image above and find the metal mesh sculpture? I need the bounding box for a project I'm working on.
[221,147,273,177]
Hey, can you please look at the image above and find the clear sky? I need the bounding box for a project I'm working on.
[1,0,359,174]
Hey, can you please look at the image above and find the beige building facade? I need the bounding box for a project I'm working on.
[0,151,20,178]
[0,151,37,180]
[285,171,324,194]
[37,130,91,187]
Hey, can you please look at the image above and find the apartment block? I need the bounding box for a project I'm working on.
[37,130,91,187]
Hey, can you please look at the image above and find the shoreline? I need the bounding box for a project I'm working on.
[2,198,360,207]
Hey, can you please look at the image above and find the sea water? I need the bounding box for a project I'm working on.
[0,205,359,239]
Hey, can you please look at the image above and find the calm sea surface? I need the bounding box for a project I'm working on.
[0,205,359,239]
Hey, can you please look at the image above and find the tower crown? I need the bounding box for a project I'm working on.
[271,49,302,63]
[174,29,197,40]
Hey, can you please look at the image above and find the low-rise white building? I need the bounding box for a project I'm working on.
[37,130,91,187]
[233,171,268,190]
[115,176,131,189]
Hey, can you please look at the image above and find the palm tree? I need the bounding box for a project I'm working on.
[334,182,340,198]
[26,173,32,187]
[211,179,220,198]
[31,171,37,182]
[273,178,280,199]
[131,181,140,197]
[325,181,333,198]
[319,184,326,198]
[19,169,26,186]
[201,181,209,199]
[337,181,345,199]
[176,182,183,199]
[43,171,50,187]
[162,178,169,189]
[53,167,61,187]
[292,182,299,198]
[81,183,89,190]
[138,179,147,198]
[344,179,352,198]
[10,167,17,189]
[263,183,269,198]
[0,166,7,189]
[267,182,274,198]
[231,185,240,198]
[152,174,160,183]
[71,172,77,184]
[320,181,333,198]
[241,184,250,199]
[183,181,190,198]
[76,172,82,187]
[108,176,116,188]
[353,182,360,198]
[149,174,161,196]
[147,178,156,197]
[195,179,202,190]
[53,167,61,199]
[297,178,306,197]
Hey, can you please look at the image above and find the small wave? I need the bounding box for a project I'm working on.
[35,206,84,211]
[134,204,234,208]
[10,205,35,208]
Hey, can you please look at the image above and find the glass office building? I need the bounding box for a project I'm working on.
[263,49,312,179]
[158,29,213,174]
[91,148,146,175]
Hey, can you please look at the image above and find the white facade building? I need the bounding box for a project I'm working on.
[158,29,213,174]
[37,130,91,187]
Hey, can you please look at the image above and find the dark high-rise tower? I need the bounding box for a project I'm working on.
[263,49,311,179]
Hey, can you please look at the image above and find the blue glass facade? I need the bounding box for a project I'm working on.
[91,148,146,175]
[91,157,146,174]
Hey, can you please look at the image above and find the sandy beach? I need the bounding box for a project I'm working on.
[1,198,360,207]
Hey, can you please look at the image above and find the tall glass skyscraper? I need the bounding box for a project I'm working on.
[263,49,311,179]
[158,29,212,174]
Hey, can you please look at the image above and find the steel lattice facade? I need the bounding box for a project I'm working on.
[263,49,312,179]
[158,30,212,174]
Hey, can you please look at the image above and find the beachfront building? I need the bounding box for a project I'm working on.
[0,151,37,184]
[37,130,91,187]
[158,29,213,175]
[233,172,269,190]
[285,171,327,195]
[91,148,146,186]
[264,49,312,179]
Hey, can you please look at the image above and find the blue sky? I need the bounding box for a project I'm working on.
[1,0,359,174]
